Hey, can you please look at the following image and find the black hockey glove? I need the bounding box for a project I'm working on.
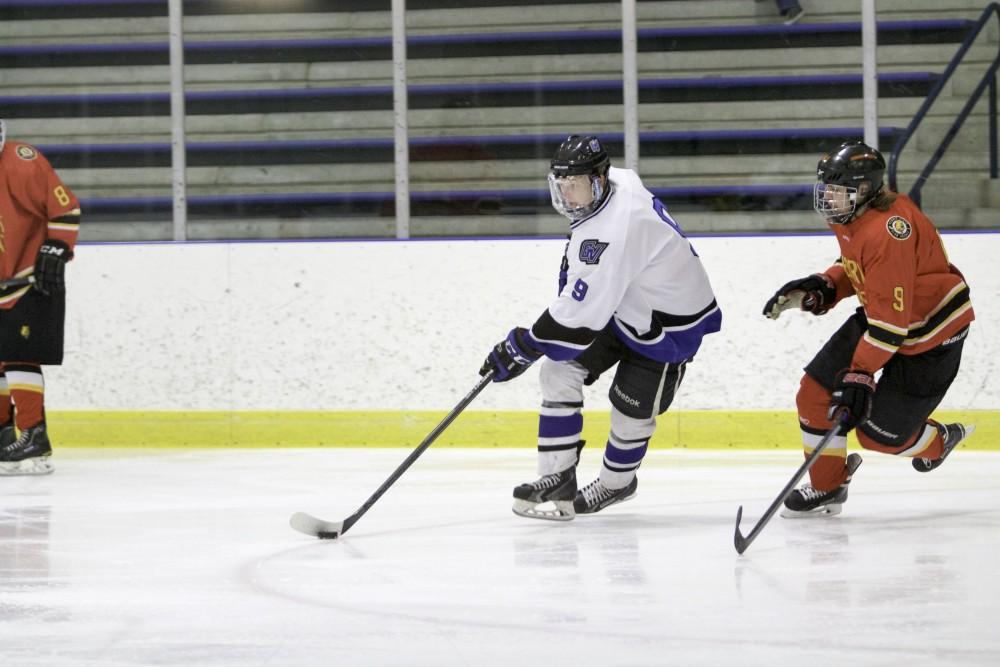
[33,239,73,295]
[828,370,877,431]
[480,327,543,383]
[762,273,837,319]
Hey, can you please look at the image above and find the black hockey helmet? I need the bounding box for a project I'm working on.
[548,135,611,220]
[550,135,611,178]
[814,141,886,224]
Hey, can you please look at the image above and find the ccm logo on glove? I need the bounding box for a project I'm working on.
[33,239,73,295]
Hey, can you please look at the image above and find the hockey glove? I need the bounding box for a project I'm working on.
[480,327,543,383]
[829,370,877,431]
[33,239,73,295]
[762,273,837,319]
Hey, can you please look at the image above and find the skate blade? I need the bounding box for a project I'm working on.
[512,499,575,522]
[0,457,54,476]
[780,503,843,519]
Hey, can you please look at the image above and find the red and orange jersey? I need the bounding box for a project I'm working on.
[0,141,80,308]
[822,193,974,374]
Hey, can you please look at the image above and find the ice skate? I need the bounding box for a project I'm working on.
[913,423,974,473]
[781,453,861,518]
[573,476,638,515]
[0,422,54,476]
[0,420,14,450]
[512,467,577,521]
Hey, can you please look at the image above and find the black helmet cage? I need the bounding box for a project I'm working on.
[814,141,886,224]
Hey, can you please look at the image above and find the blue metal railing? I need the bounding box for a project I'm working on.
[888,3,1000,206]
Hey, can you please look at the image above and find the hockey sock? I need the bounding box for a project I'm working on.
[0,366,11,425]
[5,364,45,430]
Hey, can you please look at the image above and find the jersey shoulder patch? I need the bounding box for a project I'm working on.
[578,239,609,265]
[15,144,38,161]
[885,216,911,240]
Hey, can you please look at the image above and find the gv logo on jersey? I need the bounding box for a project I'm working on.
[579,239,609,265]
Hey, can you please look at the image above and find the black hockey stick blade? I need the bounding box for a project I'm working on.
[290,372,493,539]
[734,505,749,554]
[732,415,845,555]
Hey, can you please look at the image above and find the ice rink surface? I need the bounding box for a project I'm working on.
[2,447,999,666]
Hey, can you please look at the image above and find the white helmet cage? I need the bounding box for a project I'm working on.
[0,119,6,154]
[814,182,864,224]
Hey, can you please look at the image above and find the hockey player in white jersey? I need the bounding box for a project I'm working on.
[479,135,722,520]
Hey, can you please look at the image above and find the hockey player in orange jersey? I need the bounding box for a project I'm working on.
[0,119,81,475]
[763,140,975,516]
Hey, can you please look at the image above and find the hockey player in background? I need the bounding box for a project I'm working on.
[0,119,81,475]
[764,140,975,517]
[479,135,722,520]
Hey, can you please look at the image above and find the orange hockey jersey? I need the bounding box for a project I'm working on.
[0,141,81,309]
[822,193,974,374]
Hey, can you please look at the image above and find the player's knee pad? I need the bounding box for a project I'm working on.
[539,359,587,403]
[796,373,833,429]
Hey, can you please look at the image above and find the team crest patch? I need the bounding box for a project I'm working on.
[16,145,37,161]
[579,239,609,264]
[886,216,912,240]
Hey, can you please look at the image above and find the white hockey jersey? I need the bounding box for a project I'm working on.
[529,166,721,364]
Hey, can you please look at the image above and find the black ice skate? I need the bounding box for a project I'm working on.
[781,453,862,518]
[913,423,975,473]
[512,467,577,521]
[0,422,54,476]
[573,476,638,515]
[0,420,14,450]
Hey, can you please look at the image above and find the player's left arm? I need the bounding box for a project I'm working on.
[849,235,917,374]
[42,157,81,251]
[29,153,81,294]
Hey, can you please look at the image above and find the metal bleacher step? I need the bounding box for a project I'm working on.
[1,0,994,240]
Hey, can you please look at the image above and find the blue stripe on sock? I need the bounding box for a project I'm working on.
[538,413,583,439]
[604,441,648,465]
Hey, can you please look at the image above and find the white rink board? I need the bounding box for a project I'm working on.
[46,232,999,411]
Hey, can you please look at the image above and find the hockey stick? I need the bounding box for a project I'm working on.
[0,276,34,289]
[733,414,846,555]
[290,370,494,539]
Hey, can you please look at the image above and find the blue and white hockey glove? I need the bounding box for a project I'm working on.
[480,327,543,382]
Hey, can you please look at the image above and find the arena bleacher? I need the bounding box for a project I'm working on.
[0,0,995,240]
